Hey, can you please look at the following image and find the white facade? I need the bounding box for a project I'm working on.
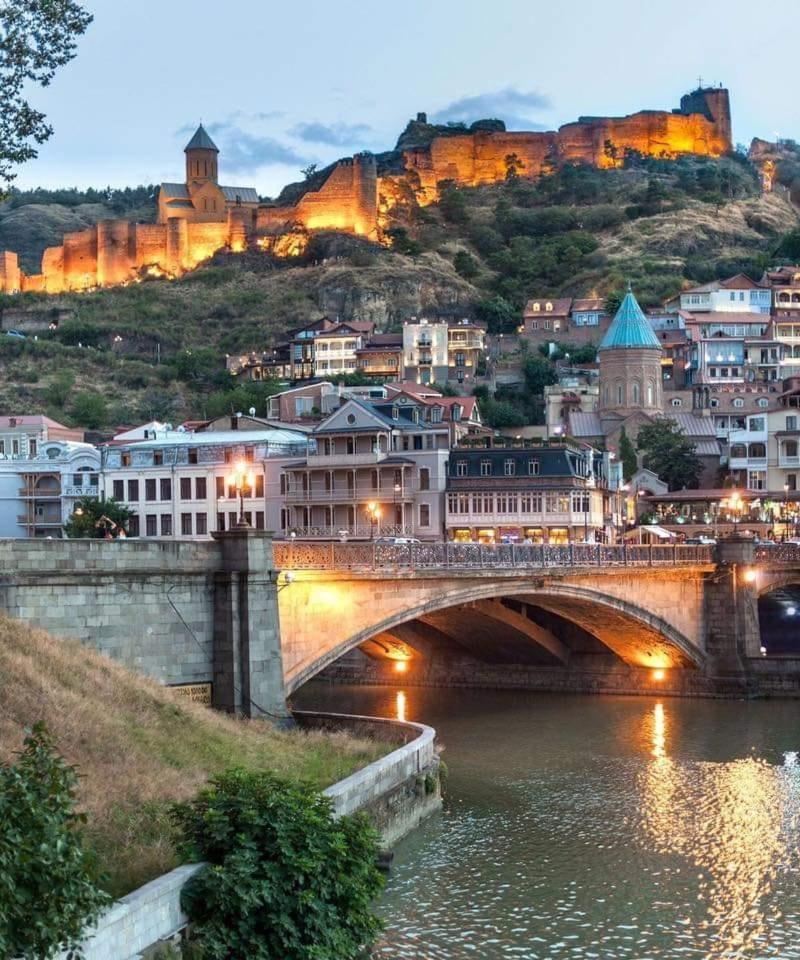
[0,440,101,538]
[402,319,449,384]
[679,284,771,314]
[101,427,309,539]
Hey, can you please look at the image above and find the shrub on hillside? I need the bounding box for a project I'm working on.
[0,723,110,959]
[174,769,384,960]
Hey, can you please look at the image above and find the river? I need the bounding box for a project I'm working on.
[293,683,800,960]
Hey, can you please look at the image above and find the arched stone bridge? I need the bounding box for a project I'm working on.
[273,540,800,698]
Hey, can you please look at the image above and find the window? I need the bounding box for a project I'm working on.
[255,511,265,530]
[128,516,139,537]
[153,451,163,466]
[757,398,769,408]
[113,480,124,500]
[244,448,254,463]
[571,491,590,513]
[647,383,654,405]
[160,478,172,500]
[733,398,743,408]
[419,468,430,491]
[216,476,225,498]
[520,492,542,513]
[12,440,19,455]
[455,460,468,477]
[216,512,225,532]
[787,416,798,431]
[181,513,192,535]
[127,479,139,501]
[671,398,682,407]
[29,439,36,457]
[419,503,430,527]
[188,448,198,464]
[455,352,465,367]
[145,478,157,501]
[145,514,157,537]
[528,459,540,476]
[160,514,173,536]
[180,477,192,500]
[749,417,765,432]
[480,459,492,476]
[504,459,515,476]
[616,384,623,405]
[632,381,640,404]
[195,477,207,499]
[196,513,208,535]
[545,492,570,514]
[748,470,767,491]
[121,452,131,467]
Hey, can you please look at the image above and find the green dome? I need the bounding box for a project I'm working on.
[598,289,661,351]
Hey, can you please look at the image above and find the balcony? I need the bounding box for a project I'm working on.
[285,482,418,503]
[445,510,605,526]
[64,484,98,497]
[307,450,388,466]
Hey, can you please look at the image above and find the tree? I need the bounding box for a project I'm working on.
[0,723,110,959]
[504,152,524,181]
[474,295,517,333]
[523,354,557,397]
[454,250,479,279]
[437,180,469,224]
[174,770,384,960]
[44,370,75,408]
[70,392,108,429]
[64,495,133,538]
[1,1,93,190]
[300,163,317,180]
[636,418,702,491]
[618,426,638,482]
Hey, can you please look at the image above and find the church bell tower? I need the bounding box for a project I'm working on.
[184,124,219,186]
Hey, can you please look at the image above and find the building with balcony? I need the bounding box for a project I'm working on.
[445,438,614,544]
[0,415,83,459]
[0,439,100,537]
[312,322,372,378]
[666,274,772,314]
[355,333,403,379]
[281,397,450,539]
[101,423,308,539]
[402,318,449,385]
[446,320,486,385]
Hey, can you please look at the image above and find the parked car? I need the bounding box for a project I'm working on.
[684,537,716,545]
[5,330,26,339]
[374,536,421,545]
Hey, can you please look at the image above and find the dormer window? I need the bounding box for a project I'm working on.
[392,406,399,420]
[452,404,462,422]
[533,303,541,312]
[545,302,553,312]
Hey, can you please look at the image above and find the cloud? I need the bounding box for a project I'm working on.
[204,122,310,173]
[290,121,374,147]
[431,88,551,131]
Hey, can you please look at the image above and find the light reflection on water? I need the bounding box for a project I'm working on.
[293,684,800,959]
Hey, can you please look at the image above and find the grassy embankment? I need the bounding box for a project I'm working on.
[0,615,388,898]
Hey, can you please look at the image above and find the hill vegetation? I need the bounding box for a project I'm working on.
[0,154,797,427]
[0,615,387,897]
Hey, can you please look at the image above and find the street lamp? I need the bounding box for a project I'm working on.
[366,501,381,539]
[784,482,790,541]
[228,460,254,527]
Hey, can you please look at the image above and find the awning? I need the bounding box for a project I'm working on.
[624,524,676,540]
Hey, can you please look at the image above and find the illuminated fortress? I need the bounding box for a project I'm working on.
[0,87,732,295]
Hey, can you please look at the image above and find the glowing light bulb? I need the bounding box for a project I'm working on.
[652,669,666,681]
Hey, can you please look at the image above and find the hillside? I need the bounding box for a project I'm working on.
[0,615,387,896]
[0,154,797,428]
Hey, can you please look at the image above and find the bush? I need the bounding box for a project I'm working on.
[174,770,384,960]
[0,723,110,959]
[70,392,108,430]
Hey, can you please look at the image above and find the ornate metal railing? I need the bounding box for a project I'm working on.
[272,541,716,571]
[755,543,800,563]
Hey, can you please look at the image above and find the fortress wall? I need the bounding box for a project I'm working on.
[293,156,379,237]
[184,220,229,268]
[63,228,99,290]
[41,246,65,292]
[97,220,135,287]
[0,252,21,294]
[166,217,188,274]
[132,223,168,270]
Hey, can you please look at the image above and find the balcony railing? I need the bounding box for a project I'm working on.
[283,524,414,540]
[445,510,605,526]
[285,482,419,503]
[272,541,715,570]
[64,484,98,497]
[306,451,388,466]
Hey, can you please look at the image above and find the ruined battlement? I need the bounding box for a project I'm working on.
[0,87,733,295]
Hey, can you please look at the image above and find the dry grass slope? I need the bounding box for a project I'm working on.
[0,615,387,897]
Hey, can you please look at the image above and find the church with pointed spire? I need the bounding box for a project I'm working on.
[156,124,260,225]
[569,288,722,487]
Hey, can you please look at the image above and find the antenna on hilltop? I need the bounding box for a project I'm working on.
[697,75,703,89]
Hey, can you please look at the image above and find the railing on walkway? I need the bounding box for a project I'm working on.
[756,543,800,563]
[272,541,716,571]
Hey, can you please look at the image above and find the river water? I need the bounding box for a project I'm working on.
[293,683,800,960]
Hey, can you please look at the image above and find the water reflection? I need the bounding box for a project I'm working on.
[294,684,800,959]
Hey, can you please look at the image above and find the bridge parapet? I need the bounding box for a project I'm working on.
[273,540,714,572]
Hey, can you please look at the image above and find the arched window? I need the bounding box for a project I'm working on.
[545,302,552,312]
[632,381,641,404]
[616,382,623,405]
[732,398,744,408]
[533,303,540,312]
[671,398,682,407]
[757,398,769,408]
[749,443,767,458]
[730,444,747,459]
[792,293,800,303]
[647,382,654,405]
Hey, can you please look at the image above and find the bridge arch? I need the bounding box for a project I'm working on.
[282,574,705,693]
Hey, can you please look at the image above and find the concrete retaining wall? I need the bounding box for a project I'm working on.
[71,713,439,960]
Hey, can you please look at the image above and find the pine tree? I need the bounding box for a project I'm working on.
[619,426,638,482]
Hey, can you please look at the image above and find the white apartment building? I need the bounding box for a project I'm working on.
[0,439,101,537]
[402,318,449,385]
[312,323,365,379]
[673,275,772,314]
[101,425,309,538]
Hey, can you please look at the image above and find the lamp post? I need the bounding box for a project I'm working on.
[367,501,381,539]
[229,460,254,528]
[784,482,790,541]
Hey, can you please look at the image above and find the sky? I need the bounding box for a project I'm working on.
[14,0,800,198]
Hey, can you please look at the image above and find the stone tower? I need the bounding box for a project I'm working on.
[185,124,219,186]
[598,288,663,415]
